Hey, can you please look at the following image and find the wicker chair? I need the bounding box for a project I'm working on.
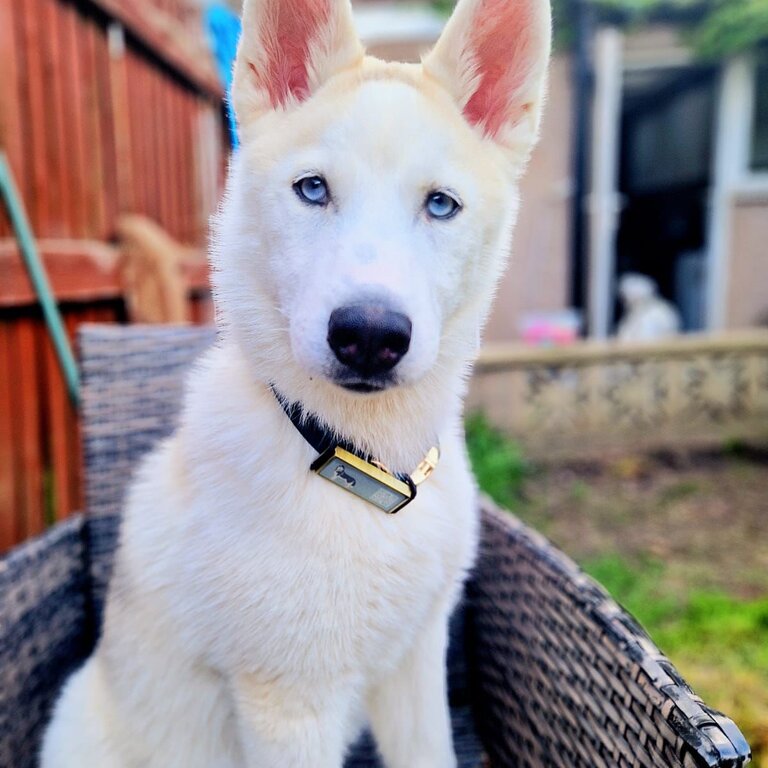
[0,324,751,768]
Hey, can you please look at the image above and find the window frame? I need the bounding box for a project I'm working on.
[736,52,768,193]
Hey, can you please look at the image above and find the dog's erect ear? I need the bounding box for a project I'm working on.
[233,0,363,124]
[423,0,551,158]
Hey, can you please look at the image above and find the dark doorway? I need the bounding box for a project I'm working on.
[614,65,718,332]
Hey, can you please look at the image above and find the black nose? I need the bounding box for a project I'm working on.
[328,304,412,377]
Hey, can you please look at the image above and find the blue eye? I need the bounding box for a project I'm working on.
[426,191,461,220]
[294,175,329,206]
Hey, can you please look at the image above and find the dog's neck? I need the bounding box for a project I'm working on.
[276,371,466,473]
[233,338,469,474]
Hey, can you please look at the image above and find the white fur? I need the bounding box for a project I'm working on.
[42,0,550,765]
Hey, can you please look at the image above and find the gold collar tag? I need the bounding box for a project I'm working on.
[311,446,438,514]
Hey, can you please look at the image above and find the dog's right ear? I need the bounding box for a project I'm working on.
[232,0,363,125]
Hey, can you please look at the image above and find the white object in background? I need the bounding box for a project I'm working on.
[617,273,682,341]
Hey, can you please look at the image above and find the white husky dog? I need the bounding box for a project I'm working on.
[42,0,550,765]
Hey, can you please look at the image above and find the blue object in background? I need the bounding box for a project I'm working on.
[204,3,242,149]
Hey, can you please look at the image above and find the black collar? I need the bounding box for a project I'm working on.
[272,386,371,461]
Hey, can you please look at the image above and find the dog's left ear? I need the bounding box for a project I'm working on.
[423,0,551,161]
[233,0,364,125]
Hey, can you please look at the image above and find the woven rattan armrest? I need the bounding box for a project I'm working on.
[0,516,94,767]
[469,500,751,768]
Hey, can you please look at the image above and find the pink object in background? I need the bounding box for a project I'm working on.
[520,310,581,345]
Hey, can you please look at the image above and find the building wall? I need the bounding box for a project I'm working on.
[727,195,768,328]
[485,55,573,342]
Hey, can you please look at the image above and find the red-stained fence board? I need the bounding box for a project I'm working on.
[0,0,26,240]
[11,317,45,540]
[0,325,18,550]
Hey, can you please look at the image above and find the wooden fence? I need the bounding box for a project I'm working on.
[0,0,225,243]
[468,332,768,460]
[0,0,227,552]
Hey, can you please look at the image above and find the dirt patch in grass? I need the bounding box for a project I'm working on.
[517,449,768,601]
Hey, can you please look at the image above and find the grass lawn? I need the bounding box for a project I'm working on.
[466,415,768,767]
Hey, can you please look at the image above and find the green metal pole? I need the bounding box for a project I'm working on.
[0,151,80,407]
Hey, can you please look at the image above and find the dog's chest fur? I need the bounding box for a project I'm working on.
[112,343,478,690]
